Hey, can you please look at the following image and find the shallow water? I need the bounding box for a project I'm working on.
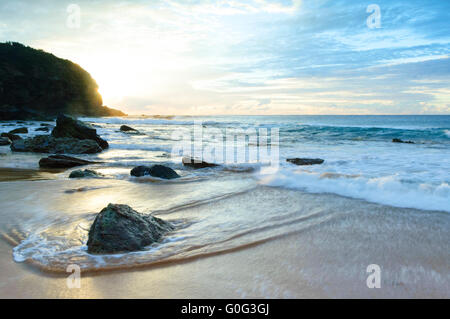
[0,115,449,297]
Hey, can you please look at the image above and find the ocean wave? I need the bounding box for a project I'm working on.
[259,169,450,213]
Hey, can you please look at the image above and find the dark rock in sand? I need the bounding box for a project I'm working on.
[69,169,103,178]
[1,132,21,141]
[87,203,174,254]
[52,114,109,149]
[11,135,102,154]
[120,125,139,133]
[287,158,324,166]
[392,138,414,144]
[39,155,100,169]
[0,137,11,145]
[182,156,219,169]
[130,165,180,179]
[35,127,49,132]
[8,127,28,134]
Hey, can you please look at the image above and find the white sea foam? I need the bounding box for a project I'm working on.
[258,169,450,213]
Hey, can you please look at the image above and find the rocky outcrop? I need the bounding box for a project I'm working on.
[120,125,138,132]
[287,158,324,165]
[0,137,11,145]
[35,127,49,132]
[182,156,219,169]
[69,169,103,178]
[8,127,28,134]
[392,138,414,144]
[52,114,108,149]
[11,135,102,154]
[87,204,174,254]
[1,132,21,141]
[39,155,101,168]
[130,165,180,179]
[0,42,126,120]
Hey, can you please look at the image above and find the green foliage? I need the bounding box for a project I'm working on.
[0,42,125,119]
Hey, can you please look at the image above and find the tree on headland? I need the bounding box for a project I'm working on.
[0,42,126,120]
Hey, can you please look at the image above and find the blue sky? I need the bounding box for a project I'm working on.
[1,0,449,115]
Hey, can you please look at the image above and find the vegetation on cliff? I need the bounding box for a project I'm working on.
[0,42,126,120]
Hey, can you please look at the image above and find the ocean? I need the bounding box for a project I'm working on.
[0,115,449,297]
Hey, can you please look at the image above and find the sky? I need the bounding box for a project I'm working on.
[1,0,449,115]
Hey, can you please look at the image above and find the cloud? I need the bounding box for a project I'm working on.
[0,0,449,114]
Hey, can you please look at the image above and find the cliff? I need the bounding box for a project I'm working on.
[0,42,126,120]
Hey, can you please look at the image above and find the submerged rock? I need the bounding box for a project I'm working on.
[8,127,28,134]
[0,132,21,141]
[0,137,11,146]
[11,135,102,154]
[130,165,180,179]
[287,158,324,166]
[52,114,109,149]
[182,156,219,169]
[392,138,414,144]
[69,169,103,178]
[39,155,100,168]
[35,127,49,132]
[120,125,139,133]
[87,203,174,254]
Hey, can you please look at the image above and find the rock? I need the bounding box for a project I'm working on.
[287,158,324,165]
[69,169,103,178]
[35,127,49,132]
[182,156,219,169]
[8,127,28,134]
[392,138,414,144]
[130,165,180,179]
[40,123,53,127]
[39,155,101,169]
[87,203,173,254]
[11,135,102,154]
[120,125,138,132]
[51,114,109,149]
[0,133,21,141]
[0,137,11,145]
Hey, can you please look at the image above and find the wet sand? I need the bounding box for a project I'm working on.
[0,170,448,298]
[0,167,61,182]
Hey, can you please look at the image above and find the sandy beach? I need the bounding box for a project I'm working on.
[0,168,448,299]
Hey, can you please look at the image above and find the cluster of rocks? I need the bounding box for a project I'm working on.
[8,114,109,155]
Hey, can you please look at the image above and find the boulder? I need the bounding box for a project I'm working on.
[120,125,138,132]
[392,138,414,144]
[87,203,174,254]
[69,169,103,178]
[39,155,101,169]
[51,114,109,149]
[0,132,21,141]
[0,137,11,146]
[8,127,28,134]
[182,156,219,169]
[35,127,49,132]
[287,158,324,165]
[130,165,180,179]
[11,135,102,154]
